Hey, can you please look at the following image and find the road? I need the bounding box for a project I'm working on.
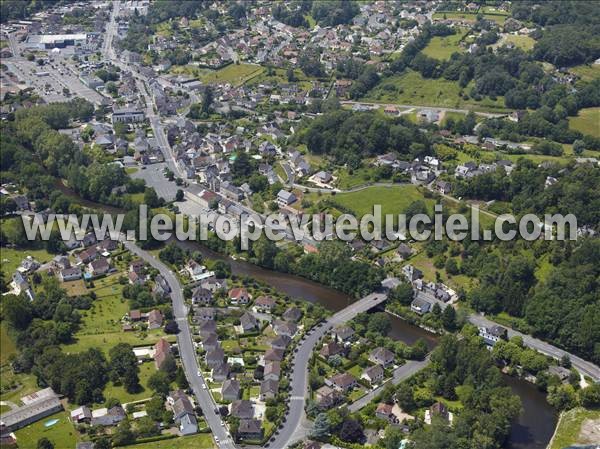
[468,314,600,382]
[341,100,508,118]
[269,293,387,449]
[348,355,431,412]
[121,239,234,449]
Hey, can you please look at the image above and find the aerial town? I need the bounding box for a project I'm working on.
[0,1,599,449]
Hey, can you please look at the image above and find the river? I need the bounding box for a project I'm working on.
[179,241,557,449]
[54,185,557,448]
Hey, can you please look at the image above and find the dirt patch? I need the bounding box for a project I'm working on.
[578,417,600,445]
[63,280,88,296]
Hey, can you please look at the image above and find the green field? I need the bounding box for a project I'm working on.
[328,185,434,217]
[13,411,78,449]
[200,63,264,86]
[433,11,507,24]
[570,64,600,82]
[569,107,600,138]
[103,362,158,404]
[363,70,507,111]
[125,434,216,449]
[247,66,318,90]
[502,34,536,51]
[0,323,17,366]
[0,246,53,277]
[422,28,467,60]
[550,407,600,449]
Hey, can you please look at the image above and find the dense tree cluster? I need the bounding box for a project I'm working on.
[295,110,431,168]
[310,1,359,27]
[272,2,310,28]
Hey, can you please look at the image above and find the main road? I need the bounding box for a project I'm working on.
[121,239,235,449]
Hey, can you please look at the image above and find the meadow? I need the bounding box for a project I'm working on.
[568,107,600,138]
[422,28,467,60]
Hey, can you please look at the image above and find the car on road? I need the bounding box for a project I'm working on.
[197,370,201,377]
[202,384,206,390]
[214,436,219,443]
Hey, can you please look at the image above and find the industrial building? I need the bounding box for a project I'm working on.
[25,33,87,50]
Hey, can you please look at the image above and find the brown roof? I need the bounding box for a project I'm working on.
[154,338,171,368]
[331,372,356,388]
[129,309,142,320]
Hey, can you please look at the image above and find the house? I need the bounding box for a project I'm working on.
[200,277,227,292]
[128,271,143,285]
[206,347,225,369]
[270,335,291,350]
[478,325,508,346]
[315,385,343,409]
[201,333,219,352]
[264,348,285,362]
[59,266,82,282]
[376,403,398,423]
[425,401,453,425]
[332,325,354,342]
[230,400,254,419]
[88,257,110,276]
[237,418,263,440]
[319,341,344,359]
[195,307,216,322]
[277,190,297,207]
[52,255,71,270]
[435,180,452,194]
[273,320,297,338]
[77,247,98,264]
[327,373,357,392]
[154,338,171,369]
[170,391,197,435]
[314,171,333,184]
[147,309,163,329]
[260,379,279,401]
[212,362,231,382]
[98,238,118,253]
[220,181,244,201]
[229,287,250,305]
[0,388,63,433]
[153,274,171,298]
[240,312,259,333]
[70,406,92,423]
[396,244,413,260]
[548,365,571,383]
[283,307,302,322]
[253,295,276,313]
[402,265,423,282]
[186,260,211,281]
[112,108,144,124]
[192,287,213,305]
[129,260,145,274]
[91,406,126,426]
[369,347,395,368]
[410,297,432,315]
[221,379,241,402]
[129,309,142,321]
[264,361,281,381]
[198,320,217,337]
[362,364,384,385]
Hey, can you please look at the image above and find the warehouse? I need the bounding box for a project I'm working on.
[25,33,87,50]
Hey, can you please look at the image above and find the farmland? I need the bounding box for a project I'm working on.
[568,107,600,138]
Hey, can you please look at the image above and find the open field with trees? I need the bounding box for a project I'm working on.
[568,107,600,138]
[422,28,467,60]
[550,407,600,449]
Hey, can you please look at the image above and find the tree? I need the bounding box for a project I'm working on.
[441,306,457,331]
[37,438,54,449]
[160,353,177,381]
[395,382,416,411]
[109,343,141,393]
[573,139,585,155]
[547,384,578,411]
[389,283,414,305]
[339,418,364,443]
[112,419,135,446]
[367,312,391,334]
[146,395,166,421]
[175,189,184,201]
[148,370,170,396]
[579,383,600,408]
[164,320,179,334]
[311,413,331,439]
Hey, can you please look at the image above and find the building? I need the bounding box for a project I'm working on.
[170,391,197,435]
[147,309,163,329]
[315,385,343,409]
[112,108,145,124]
[154,338,171,369]
[253,295,276,313]
[221,379,241,402]
[264,361,281,382]
[375,403,398,423]
[229,287,250,305]
[332,325,354,342]
[277,190,297,207]
[264,348,285,362]
[478,325,508,346]
[369,347,395,368]
[272,320,297,338]
[88,257,110,276]
[238,418,263,440]
[230,400,254,419]
[240,312,259,333]
[282,307,302,322]
[59,266,82,282]
[206,347,225,369]
[320,341,344,359]
[410,297,432,315]
[90,406,126,426]
[260,379,279,401]
[70,406,92,424]
[0,388,62,433]
[327,373,357,392]
[362,364,384,385]
[25,33,87,49]
[192,287,213,305]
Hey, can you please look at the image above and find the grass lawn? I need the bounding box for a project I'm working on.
[328,185,434,217]
[0,372,39,404]
[347,364,363,378]
[433,11,507,24]
[568,107,600,138]
[248,66,317,91]
[0,323,17,366]
[13,411,78,449]
[63,329,172,355]
[550,407,600,449]
[221,339,242,353]
[102,362,158,404]
[348,387,367,403]
[200,63,264,87]
[121,434,216,449]
[363,70,507,111]
[422,28,467,60]
[75,277,128,335]
[502,34,535,51]
[0,246,53,277]
[570,64,600,82]
[125,167,139,174]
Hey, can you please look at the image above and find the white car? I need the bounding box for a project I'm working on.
[214,436,219,443]
[202,384,207,390]
[197,370,201,377]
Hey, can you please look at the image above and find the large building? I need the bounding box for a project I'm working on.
[111,108,145,124]
[0,388,63,434]
[25,33,87,50]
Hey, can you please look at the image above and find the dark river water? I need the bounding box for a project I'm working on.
[54,183,557,449]
[180,241,557,449]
